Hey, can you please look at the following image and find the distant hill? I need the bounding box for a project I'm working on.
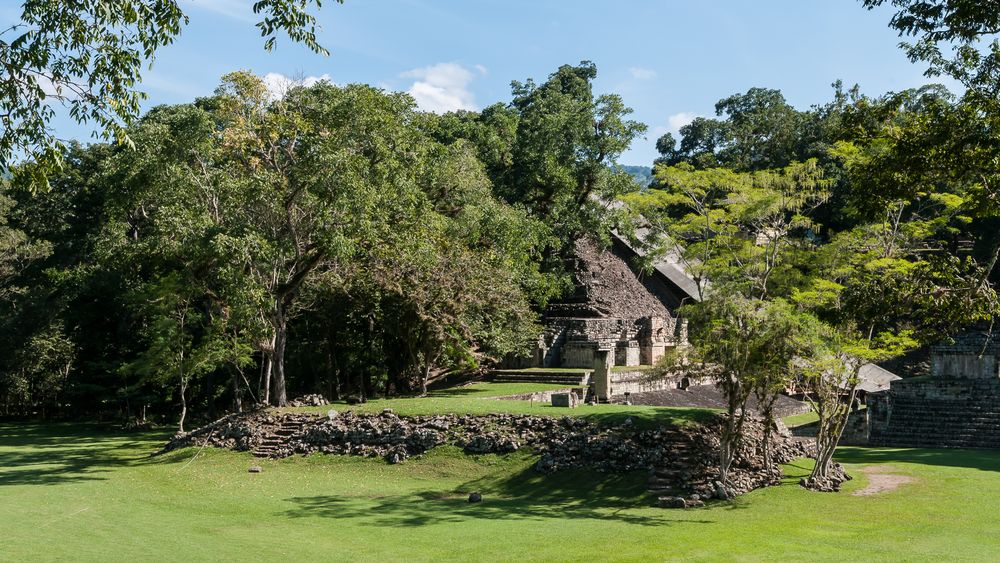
[620,165,653,187]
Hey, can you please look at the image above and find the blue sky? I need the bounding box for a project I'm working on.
[9,0,950,165]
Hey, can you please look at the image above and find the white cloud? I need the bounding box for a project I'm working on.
[667,111,699,132]
[402,62,480,113]
[262,72,332,100]
[629,67,657,80]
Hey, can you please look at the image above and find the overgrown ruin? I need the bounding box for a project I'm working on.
[165,409,808,502]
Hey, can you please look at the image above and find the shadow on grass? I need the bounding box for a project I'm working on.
[573,408,716,429]
[425,388,502,398]
[0,423,173,487]
[835,446,1000,472]
[282,464,716,527]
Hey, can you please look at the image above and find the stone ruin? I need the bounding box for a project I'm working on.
[535,315,688,371]
[164,409,808,503]
[505,237,693,396]
[868,332,1000,448]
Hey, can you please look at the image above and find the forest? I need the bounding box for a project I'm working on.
[1,0,999,442]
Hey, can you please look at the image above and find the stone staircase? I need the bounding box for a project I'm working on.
[252,418,307,458]
[868,377,1000,449]
[490,369,591,386]
[869,395,1000,448]
[647,433,710,496]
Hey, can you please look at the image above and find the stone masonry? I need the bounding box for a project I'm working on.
[868,333,1000,448]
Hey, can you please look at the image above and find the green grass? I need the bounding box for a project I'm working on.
[285,382,715,428]
[611,364,654,373]
[783,411,820,428]
[4,422,1000,561]
[491,368,590,374]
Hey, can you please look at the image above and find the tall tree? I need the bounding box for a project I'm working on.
[1,0,337,189]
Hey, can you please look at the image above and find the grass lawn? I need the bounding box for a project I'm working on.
[783,410,820,428]
[4,387,1000,561]
[611,364,654,373]
[285,382,715,428]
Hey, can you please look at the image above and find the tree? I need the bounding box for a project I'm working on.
[1,0,336,190]
[633,160,830,494]
[654,88,806,172]
[714,88,804,171]
[433,62,646,265]
[860,1,1000,274]
[675,296,813,493]
[623,160,830,301]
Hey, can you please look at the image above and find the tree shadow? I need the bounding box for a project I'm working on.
[0,423,173,487]
[835,446,1000,472]
[282,465,717,527]
[573,408,716,429]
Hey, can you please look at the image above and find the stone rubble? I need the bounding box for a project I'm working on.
[164,410,821,501]
[287,394,329,407]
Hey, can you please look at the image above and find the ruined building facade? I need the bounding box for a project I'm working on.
[518,235,695,370]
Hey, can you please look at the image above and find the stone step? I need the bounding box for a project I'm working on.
[648,487,677,495]
[490,370,591,386]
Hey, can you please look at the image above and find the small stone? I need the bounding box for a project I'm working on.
[248,466,263,473]
[714,481,730,500]
[657,496,686,509]
[468,492,482,503]
[327,409,338,420]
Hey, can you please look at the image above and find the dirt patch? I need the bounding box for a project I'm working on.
[625,384,811,417]
[852,465,917,496]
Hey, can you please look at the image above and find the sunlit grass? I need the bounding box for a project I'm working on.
[3,422,1000,561]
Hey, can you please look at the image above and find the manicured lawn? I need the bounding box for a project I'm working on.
[783,410,820,428]
[285,382,716,428]
[611,364,654,372]
[3,419,1000,561]
[491,368,590,374]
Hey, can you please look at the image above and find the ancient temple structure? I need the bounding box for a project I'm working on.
[529,234,694,370]
[868,332,1000,448]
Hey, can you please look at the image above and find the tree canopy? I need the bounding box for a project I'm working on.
[1,0,336,190]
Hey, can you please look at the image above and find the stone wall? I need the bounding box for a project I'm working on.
[165,409,810,501]
[868,378,1000,448]
[865,332,1000,449]
[930,333,1000,379]
[534,316,687,369]
[609,370,703,396]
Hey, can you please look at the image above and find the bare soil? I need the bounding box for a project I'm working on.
[852,465,917,496]
[626,384,812,417]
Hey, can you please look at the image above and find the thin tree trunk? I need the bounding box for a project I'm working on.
[233,368,243,413]
[273,322,289,407]
[262,355,272,406]
[178,378,188,434]
[757,390,778,473]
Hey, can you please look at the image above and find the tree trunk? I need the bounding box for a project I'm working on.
[421,363,431,396]
[263,357,272,405]
[178,378,188,434]
[757,390,779,473]
[266,300,291,407]
[273,323,289,407]
[809,384,856,482]
[232,368,243,413]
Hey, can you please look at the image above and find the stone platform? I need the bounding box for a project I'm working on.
[868,377,1000,448]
